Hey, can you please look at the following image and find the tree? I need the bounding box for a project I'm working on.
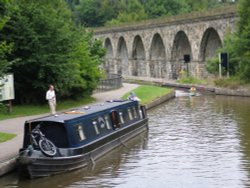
[235,0,250,81]
[75,0,129,27]
[0,0,13,77]
[0,0,104,103]
[106,0,147,25]
[189,0,217,11]
[144,0,189,19]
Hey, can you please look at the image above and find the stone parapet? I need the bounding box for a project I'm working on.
[215,88,250,97]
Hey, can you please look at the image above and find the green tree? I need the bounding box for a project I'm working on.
[106,0,147,25]
[144,0,189,19]
[0,0,104,103]
[185,0,220,11]
[235,0,250,81]
[75,0,121,27]
[0,0,13,77]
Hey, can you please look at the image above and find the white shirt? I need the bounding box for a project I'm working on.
[46,90,56,101]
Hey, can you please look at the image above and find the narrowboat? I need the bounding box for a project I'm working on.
[18,100,148,179]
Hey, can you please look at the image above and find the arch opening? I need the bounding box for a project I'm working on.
[171,31,192,79]
[200,27,222,62]
[117,37,129,76]
[149,33,166,78]
[104,38,114,74]
[132,35,146,76]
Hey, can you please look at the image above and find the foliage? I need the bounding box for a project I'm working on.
[144,0,189,19]
[106,0,147,25]
[206,57,220,75]
[185,0,220,11]
[75,0,121,27]
[0,0,105,104]
[0,41,12,77]
[220,33,240,76]
[206,30,241,78]
[66,0,238,27]
[122,85,172,105]
[235,0,250,81]
[217,0,250,82]
[68,31,105,98]
[214,77,243,89]
[0,132,16,143]
[0,102,7,114]
[177,76,207,85]
[0,0,13,77]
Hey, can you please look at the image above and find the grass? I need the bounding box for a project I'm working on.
[177,76,207,85]
[0,96,95,120]
[177,76,250,90]
[0,132,16,143]
[122,85,172,105]
[213,77,249,89]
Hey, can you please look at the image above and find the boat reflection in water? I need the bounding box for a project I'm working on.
[18,100,148,179]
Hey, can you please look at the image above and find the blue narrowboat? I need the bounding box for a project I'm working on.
[18,100,148,179]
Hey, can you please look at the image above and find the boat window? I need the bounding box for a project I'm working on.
[128,108,133,120]
[98,116,106,129]
[93,121,100,135]
[139,108,143,119]
[119,111,125,124]
[76,124,86,141]
[111,111,120,129]
[104,115,111,129]
[132,107,138,118]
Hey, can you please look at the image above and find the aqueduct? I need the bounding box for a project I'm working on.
[94,6,237,80]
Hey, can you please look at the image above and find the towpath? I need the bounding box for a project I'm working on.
[0,83,138,175]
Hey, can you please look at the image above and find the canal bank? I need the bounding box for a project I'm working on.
[124,76,250,97]
[0,83,175,177]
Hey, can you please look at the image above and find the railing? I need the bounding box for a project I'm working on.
[96,74,123,92]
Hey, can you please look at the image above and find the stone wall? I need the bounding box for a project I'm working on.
[94,6,238,80]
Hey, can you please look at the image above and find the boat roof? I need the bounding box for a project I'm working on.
[26,100,137,124]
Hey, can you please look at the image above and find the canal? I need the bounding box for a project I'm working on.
[0,94,250,187]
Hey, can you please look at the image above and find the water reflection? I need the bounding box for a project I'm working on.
[0,132,148,188]
[1,95,250,187]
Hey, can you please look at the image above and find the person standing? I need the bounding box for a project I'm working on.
[46,85,56,115]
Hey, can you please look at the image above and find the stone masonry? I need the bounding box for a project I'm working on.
[94,6,237,80]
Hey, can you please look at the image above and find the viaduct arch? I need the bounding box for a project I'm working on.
[95,7,237,80]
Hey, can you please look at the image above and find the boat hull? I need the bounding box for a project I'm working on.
[18,118,148,178]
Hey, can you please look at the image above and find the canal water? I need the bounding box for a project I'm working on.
[1,94,250,187]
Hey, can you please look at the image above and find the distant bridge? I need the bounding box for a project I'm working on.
[94,6,237,80]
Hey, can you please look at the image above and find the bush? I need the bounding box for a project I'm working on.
[0,102,7,114]
[214,77,243,89]
[177,76,206,85]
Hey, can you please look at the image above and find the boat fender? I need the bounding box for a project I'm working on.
[27,145,34,156]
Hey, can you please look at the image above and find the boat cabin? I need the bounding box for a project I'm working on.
[22,100,147,150]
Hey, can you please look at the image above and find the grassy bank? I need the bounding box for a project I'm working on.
[0,96,95,120]
[0,132,16,143]
[122,85,172,105]
[177,76,207,85]
[177,76,250,90]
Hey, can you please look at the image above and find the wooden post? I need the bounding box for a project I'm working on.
[8,100,12,113]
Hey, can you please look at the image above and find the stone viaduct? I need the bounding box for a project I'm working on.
[94,6,238,80]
